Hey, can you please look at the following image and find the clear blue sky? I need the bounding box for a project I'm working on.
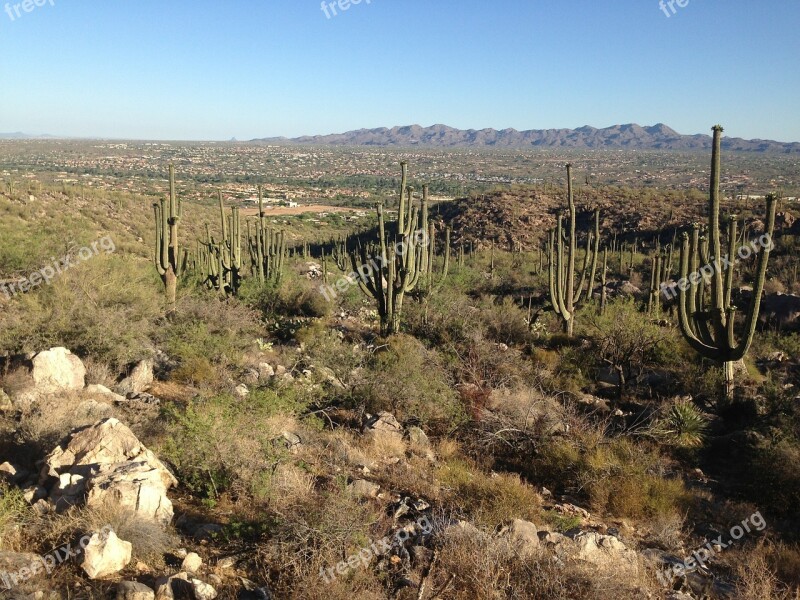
[1,0,798,141]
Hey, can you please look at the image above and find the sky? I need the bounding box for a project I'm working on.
[0,0,798,142]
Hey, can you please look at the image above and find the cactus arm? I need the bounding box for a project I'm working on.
[731,194,777,360]
[709,126,726,319]
[548,228,562,317]
[678,233,717,355]
[724,216,737,310]
[153,202,166,276]
[397,162,408,234]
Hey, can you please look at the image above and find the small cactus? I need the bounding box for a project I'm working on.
[153,165,182,313]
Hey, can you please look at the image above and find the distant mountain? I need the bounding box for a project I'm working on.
[0,132,57,139]
[253,124,800,153]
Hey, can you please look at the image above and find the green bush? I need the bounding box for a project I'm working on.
[356,334,465,430]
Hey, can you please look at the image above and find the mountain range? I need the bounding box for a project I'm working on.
[253,123,800,153]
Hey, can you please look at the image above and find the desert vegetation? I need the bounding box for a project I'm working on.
[1,128,799,600]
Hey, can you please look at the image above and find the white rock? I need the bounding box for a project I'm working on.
[567,530,638,573]
[190,579,217,600]
[181,552,202,574]
[116,581,155,600]
[31,347,86,394]
[117,360,154,395]
[234,384,249,399]
[85,384,126,403]
[348,479,380,498]
[257,363,275,379]
[41,418,177,524]
[498,519,539,557]
[81,530,132,579]
[0,389,13,412]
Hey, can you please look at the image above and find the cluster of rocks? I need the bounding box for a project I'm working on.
[2,347,156,413]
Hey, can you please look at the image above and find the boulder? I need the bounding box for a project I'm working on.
[81,529,132,579]
[566,530,638,572]
[407,426,430,448]
[154,573,194,600]
[363,412,403,441]
[154,573,216,600]
[85,384,126,404]
[0,389,13,412]
[234,384,249,399]
[0,462,26,483]
[0,551,46,587]
[41,418,177,524]
[181,552,202,574]
[117,581,156,600]
[190,579,217,600]
[498,519,539,557]
[117,360,154,396]
[258,363,275,379]
[348,479,380,499]
[31,347,86,394]
[87,462,176,525]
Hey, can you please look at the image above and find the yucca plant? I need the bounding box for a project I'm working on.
[655,398,709,448]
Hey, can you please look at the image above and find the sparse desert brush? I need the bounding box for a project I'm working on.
[433,524,656,599]
[437,458,542,529]
[161,390,310,505]
[0,482,29,550]
[256,484,382,595]
[529,434,690,521]
[240,273,330,318]
[477,295,531,346]
[0,255,160,370]
[733,542,798,600]
[73,504,179,568]
[159,294,265,387]
[357,334,464,431]
[295,321,365,390]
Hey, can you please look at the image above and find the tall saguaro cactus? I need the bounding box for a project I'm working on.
[153,165,182,313]
[351,162,427,335]
[548,164,601,336]
[677,125,778,400]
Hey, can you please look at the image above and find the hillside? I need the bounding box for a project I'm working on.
[254,123,800,153]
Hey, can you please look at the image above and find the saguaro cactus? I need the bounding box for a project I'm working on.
[153,165,182,313]
[548,164,601,336]
[247,187,286,284]
[350,162,425,335]
[677,125,778,400]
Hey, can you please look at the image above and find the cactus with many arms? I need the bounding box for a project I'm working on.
[677,125,778,400]
[350,162,427,335]
[153,164,182,313]
[245,186,287,285]
[548,164,601,336]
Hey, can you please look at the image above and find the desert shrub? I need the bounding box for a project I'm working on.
[529,434,690,520]
[0,255,160,370]
[256,483,383,598]
[478,296,531,346]
[161,389,309,503]
[295,321,365,391]
[739,437,800,516]
[159,294,265,386]
[356,334,465,431]
[585,299,672,397]
[241,274,330,319]
[432,526,656,599]
[0,482,29,550]
[76,504,179,568]
[437,458,542,529]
